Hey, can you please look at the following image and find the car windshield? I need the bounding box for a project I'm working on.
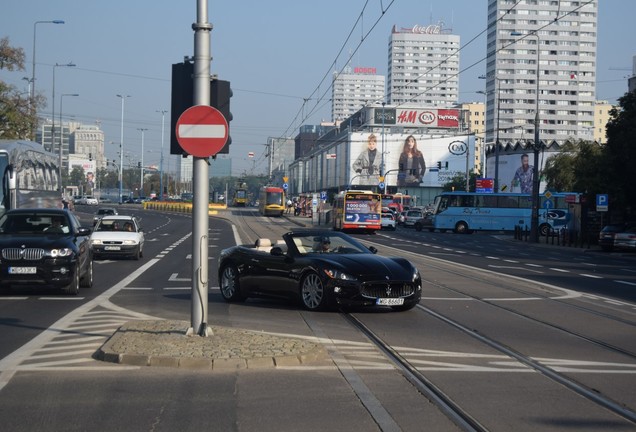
[96,219,135,232]
[0,213,69,234]
[288,233,370,255]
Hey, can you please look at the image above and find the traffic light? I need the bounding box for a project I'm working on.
[138,161,141,168]
[437,161,442,169]
[170,61,232,156]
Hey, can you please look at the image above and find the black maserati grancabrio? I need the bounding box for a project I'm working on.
[218,230,422,311]
[0,208,93,295]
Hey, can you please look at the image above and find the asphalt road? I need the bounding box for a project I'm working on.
[1,206,635,431]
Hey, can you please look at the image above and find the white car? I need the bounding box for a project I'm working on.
[381,211,396,230]
[85,196,99,205]
[90,215,144,260]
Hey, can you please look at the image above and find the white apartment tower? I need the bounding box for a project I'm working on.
[388,23,460,107]
[331,67,385,123]
[485,0,598,146]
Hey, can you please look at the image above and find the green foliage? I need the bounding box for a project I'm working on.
[542,90,636,218]
[442,171,482,192]
[0,37,42,139]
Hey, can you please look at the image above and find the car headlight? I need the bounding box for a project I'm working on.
[46,248,73,258]
[91,239,103,245]
[412,268,421,283]
[123,240,137,245]
[323,269,356,281]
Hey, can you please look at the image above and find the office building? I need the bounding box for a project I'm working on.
[387,23,460,107]
[485,0,598,146]
[331,67,385,122]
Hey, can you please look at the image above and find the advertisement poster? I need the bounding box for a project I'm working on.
[344,197,381,223]
[486,152,547,193]
[349,133,475,188]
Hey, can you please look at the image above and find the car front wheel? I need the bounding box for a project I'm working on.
[62,265,80,295]
[79,259,93,288]
[219,265,246,302]
[300,272,329,311]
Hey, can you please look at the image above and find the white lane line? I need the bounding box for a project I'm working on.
[580,274,603,279]
[550,268,570,273]
[615,280,636,286]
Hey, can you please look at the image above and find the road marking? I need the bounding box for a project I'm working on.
[615,280,636,286]
[550,268,570,273]
[580,273,603,279]
[168,273,191,282]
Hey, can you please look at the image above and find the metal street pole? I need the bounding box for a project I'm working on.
[31,20,64,139]
[137,128,148,197]
[494,77,501,193]
[190,0,212,336]
[512,31,541,242]
[116,95,131,203]
[157,110,168,200]
[59,93,78,192]
[381,102,386,194]
[52,62,75,188]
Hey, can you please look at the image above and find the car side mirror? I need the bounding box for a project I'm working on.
[368,246,378,254]
[78,227,92,236]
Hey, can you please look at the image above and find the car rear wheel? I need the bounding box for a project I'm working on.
[62,265,80,295]
[79,259,93,288]
[219,265,246,302]
[133,246,140,260]
[300,272,329,311]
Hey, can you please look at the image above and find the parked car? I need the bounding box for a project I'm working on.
[0,208,93,294]
[403,209,425,227]
[612,223,636,251]
[598,222,635,251]
[218,230,422,311]
[381,211,396,230]
[93,207,119,225]
[90,215,144,260]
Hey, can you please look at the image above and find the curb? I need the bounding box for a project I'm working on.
[95,320,331,371]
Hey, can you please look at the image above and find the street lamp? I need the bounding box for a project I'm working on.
[59,93,79,190]
[116,94,131,203]
[512,30,541,242]
[52,62,75,187]
[31,20,64,137]
[156,110,168,200]
[137,128,148,197]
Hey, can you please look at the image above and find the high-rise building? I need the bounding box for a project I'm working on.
[71,124,105,170]
[593,100,614,145]
[387,23,460,107]
[485,0,598,146]
[331,67,385,122]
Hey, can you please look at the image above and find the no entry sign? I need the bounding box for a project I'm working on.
[176,105,228,157]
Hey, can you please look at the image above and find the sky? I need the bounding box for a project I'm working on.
[2,1,634,177]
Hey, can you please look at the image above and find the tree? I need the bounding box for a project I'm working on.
[0,37,43,139]
[604,90,636,218]
[442,171,481,192]
[543,139,604,200]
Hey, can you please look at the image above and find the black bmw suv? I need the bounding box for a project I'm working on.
[0,209,93,294]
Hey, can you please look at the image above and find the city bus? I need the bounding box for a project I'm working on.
[1,140,61,217]
[258,186,285,216]
[427,191,577,235]
[332,190,382,232]
[381,193,413,213]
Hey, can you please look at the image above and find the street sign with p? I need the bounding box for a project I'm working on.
[596,194,608,212]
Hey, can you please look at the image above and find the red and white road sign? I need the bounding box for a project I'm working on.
[176,105,228,158]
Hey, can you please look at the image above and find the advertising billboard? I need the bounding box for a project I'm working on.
[348,133,475,188]
[68,155,96,190]
[485,152,546,193]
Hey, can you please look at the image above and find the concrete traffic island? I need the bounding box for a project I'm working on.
[96,320,331,371]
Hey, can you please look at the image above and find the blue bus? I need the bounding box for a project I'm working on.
[1,140,61,217]
[427,191,578,235]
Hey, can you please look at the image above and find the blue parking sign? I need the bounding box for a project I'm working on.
[596,194,608,212]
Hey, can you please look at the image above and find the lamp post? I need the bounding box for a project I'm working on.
[381,102,386,194]
[137,128,148,197]
[116,94,131,204]
[52,62,75,188]
[59,93,78,190]
[157,110,167,200]
[31,20,64,139]
[512,31,541,242]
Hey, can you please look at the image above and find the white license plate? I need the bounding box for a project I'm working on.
[9,267,37,274]
[376,298,404,306]
[104,246,121,251]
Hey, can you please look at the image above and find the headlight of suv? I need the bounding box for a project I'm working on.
[412,268,421,283]
[123,240,137,245]
[46,248,73,258]
[91,239,103,245]
[323,269,356,281]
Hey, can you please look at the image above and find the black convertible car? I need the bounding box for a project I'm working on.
[218,230,422,311]
[0,208,93,295]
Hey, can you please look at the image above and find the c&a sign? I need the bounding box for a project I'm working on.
[396,108,459,128]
